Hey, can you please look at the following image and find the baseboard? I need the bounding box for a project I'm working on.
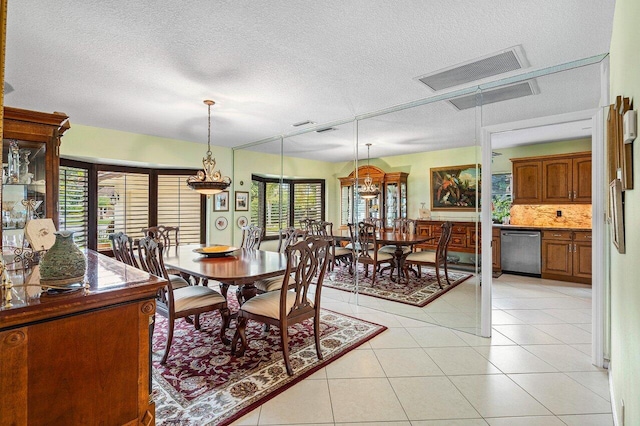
[609,362,621,426]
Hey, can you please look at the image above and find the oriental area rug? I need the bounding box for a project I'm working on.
[152,303,386,426]
[322,265,473,307]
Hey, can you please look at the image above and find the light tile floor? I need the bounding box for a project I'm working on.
[230,274,612,425]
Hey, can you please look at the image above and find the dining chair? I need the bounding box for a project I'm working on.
[141,225,180,251]
[348,222,394,286]
[253,227,307,293]
[403,221,453,288]
[240,225,263,250]
[364,217,384,231]
[379,218,417,254]
[314,220,351,271]
[231,237,330,376]
[137,236,231,364]
[109,232,139,268]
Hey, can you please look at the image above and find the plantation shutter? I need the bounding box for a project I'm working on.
[59,165,89,248]
[293,182,323,226]
[157,174,202,244]
[264,181,290,236]
[97,171,149,251]
[250,180,262,227]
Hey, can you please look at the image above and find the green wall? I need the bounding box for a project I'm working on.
[609,0,640,424]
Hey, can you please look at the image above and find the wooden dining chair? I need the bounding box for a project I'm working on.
[379,218,417,254]
[137,236,231,364]
[109,232,139,268]
[253,227,307,293]
[142,225,180,251]
[240,225,263,250]
[231,237,330,375]
[348,222,394,286]
[314,220,351,271]
[403,221,453,288]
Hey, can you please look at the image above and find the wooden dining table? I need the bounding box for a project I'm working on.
[375,232,434,283]
[163,244,288,303]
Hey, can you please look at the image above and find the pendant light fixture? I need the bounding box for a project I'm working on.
[358,143,380,199]
[187,100,232,195]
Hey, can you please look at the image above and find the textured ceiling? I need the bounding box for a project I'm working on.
[4,1,615,162]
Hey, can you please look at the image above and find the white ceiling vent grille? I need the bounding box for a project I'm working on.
[448,81,539,111]
[416,46,529,92]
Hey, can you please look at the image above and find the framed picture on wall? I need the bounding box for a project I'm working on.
[235,191,249,211]
[431,164,480,210]
[213,191,229,211]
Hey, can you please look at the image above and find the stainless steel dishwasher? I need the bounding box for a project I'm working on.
[500,229,541,276]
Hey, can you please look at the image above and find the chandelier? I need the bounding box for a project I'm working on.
[186,100,232,195]
[358,143,380,199]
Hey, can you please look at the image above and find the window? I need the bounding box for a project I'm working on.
[491,172,512,223]
[59,159,205,252]
[251,175,324,237]
[97,171,149,250]
[59,165,90,248]
[157,174,202,244]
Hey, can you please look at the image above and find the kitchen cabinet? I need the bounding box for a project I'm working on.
[512,152,591,205]
[492,227,501,270]
[541,229,591,284]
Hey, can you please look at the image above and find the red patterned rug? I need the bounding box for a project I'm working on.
[323,265,473,307]
[152,295,386,426]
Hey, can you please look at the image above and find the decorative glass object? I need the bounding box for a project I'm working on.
[7,140,20,184]
[39,231,86,287]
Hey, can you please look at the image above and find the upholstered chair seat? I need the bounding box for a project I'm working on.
[405,251,436,263]
[240,290,313,320]
[368,250,394,261]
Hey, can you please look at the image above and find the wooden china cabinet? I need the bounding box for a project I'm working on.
[339,165,408,230]
[1,107,69,249]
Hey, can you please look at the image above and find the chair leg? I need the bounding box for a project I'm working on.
[371,264,377,286]
[434,263,443,289]
[232,317,248,356]
[314,314,323,361]
[161,318,175,365]
[280,324,293,375]
[194,314,201,330]
[443,261,452,286]
[219,307,231,345]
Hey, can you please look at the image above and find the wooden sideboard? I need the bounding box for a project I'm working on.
[415,220,501,271]
[0,251,166,425]
[541,229,592,284]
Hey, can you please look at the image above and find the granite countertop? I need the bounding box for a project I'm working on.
[493,224,592,232]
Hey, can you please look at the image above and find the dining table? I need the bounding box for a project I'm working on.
[375,232,434,283]
[163,244,288,303]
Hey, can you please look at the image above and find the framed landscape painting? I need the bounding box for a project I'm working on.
[431,164,480,210]
[235,191,249,211]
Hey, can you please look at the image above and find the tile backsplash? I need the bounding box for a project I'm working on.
[509,204,592,228]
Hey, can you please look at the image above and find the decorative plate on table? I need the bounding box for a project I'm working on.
[193,245,238,257]
[215,216,228,230]
[237,216,248,228]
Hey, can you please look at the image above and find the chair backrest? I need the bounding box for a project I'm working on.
[137,236,174,308]
[109,232,139,268]
[281,237,330,318]
[277,226,307,253]
[142,225,179,251]
[299,217,316,232]
[364,217,384,231]
[393,218,416,235]
[241,225,263,250]
[348,221,378,262]
[436,222,453,264]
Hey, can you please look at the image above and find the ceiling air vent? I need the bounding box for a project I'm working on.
[315,127,337,133]
[448,81,539,111]
[416,46,529,92]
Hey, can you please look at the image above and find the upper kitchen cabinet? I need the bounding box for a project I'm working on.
[2,107,70,244]
[511,152,591,205]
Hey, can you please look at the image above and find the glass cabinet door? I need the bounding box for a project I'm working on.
[2,139,47,249]
[385,182,398,228]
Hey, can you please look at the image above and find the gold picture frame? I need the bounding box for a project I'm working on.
[609,179,625,254]
[430,164,480,210]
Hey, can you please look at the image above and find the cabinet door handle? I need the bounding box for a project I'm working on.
[569,192,572,200]
[568,244,572,253]
[553,233,562,237]
[574,243,577,252]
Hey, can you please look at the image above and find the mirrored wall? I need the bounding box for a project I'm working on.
[228,55,605,336]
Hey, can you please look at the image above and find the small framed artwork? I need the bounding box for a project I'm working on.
[237,215,248,228]
[213,191,229,211]
[610,179,625,254]
[235,191,249,211]
[431,164,480,210]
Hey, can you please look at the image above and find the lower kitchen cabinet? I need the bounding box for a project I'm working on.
[541,230,591,284]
